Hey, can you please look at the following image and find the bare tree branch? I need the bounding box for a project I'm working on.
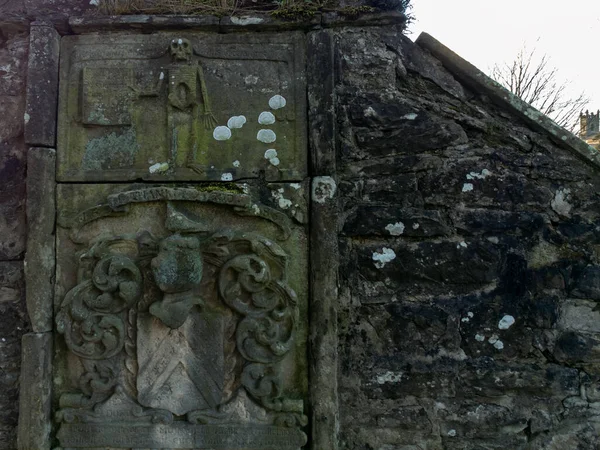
[491,46,589,132]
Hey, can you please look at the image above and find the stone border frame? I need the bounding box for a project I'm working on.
[16,15,355,450]
[18,20,60,450]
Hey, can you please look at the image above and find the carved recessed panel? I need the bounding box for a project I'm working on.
[53,183,309,449]
[57,32,307,182]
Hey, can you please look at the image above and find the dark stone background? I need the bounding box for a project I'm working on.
[334,27,600,449]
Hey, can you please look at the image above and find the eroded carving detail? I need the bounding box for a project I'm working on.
[56,217,306,446]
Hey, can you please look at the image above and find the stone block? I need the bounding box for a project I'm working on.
[25,147,56,332]
[0,96,25,142]
[354,238,503,287]
[351,112,468,159]
[220,15,320,32]
[0,261,27,450]
[307,30,335,175]
[559,299,600,333]
[342,206,450,238]
[0,27,28,96]
[0,140,26,260]
[57,32,307,182]
[24,23,60,147]
[17,333,52,450]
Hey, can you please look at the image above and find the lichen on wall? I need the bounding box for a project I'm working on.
[335,25,600,450]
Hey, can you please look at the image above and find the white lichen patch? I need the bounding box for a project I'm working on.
[268,95,286,110]
[462,183,474,192]
[230,16,264,25]
[271,187,292,209]
[457,241,468,249]
[213,126,232,141]
[221,173,233,181]
[312,176,336,204]
[290,183,301,190]
[551,188,572,217]
[364,107,377,117]
[227,115,247,129]
[89,0,99,5]
[412,223,420,230]
[493,340,504,350]
[23,112,30,124]
[244,75,258,85]
[385,222,405,236]
[159,72,165,80]
[447,429,457,437]
[252,204,260,215]
[498,315,515,330]
[475,334,485,342]
[264,149,280,166]
[372,248,396,269]
[257,129,276,143]
[488,334,499,344]
[466,169,491,180]
[149,162,169,174]
[258,111,276,125]
[374,371,403,384]
[402,113,418,120]
[233,160,240,168]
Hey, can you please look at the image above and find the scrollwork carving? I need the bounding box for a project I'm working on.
[216,234,301,417]
[57,254,143,360]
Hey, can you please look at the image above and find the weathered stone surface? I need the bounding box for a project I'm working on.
[571,265,600,300]
[0,139,26,260]
[70,14,221,33]
[24,23,60,147]
[0,262,27,449]
[334,26,600,449]
[307,30,335,175]
[57,32,307,182]
[53,182,309,447]
[17,333,52,450]
[0,96,25,142]
[310,176,340,450]
[0,26,29,97]
[25,148,55,332]
[343,206,450,237]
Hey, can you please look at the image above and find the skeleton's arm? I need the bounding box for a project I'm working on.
[196,64,217,129]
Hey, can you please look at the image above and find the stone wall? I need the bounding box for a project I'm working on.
[334,26,600,449]
[0,2,91,447]
[0,21,30,449]
[1,6,600,449]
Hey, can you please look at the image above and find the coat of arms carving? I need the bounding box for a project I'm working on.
[53,186,308,449]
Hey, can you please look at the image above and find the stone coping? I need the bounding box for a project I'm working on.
[68,11,407,33]
[416,32,600,170]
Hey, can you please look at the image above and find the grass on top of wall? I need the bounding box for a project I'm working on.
[96,0,412,19]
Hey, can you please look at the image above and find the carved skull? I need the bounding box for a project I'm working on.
[170,38,192,62]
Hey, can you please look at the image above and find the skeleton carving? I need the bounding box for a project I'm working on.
[135,38,217,173]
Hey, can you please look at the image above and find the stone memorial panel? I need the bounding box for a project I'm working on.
[57,32,307,182]
[53,182,309,449]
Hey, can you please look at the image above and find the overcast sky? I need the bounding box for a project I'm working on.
[408,1,600,113]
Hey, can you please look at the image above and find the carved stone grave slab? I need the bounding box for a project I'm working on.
[53,182,309,449]
[57,32,307,182]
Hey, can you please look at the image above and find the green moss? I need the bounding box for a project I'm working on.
[335,5,375,17]
[190,182,245,194]
[270,4,319,20]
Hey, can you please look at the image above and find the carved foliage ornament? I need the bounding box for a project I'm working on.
[56,230,305,429]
